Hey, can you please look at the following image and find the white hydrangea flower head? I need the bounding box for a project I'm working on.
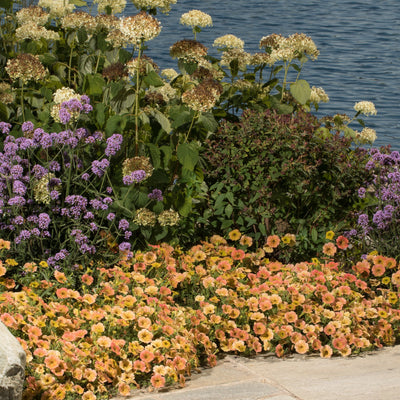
[180,10,212,28]
[213,34,244,50]
[38,0,75,18]
[354,101,377,116]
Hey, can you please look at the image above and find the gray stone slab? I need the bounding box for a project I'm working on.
[0,321,26,400]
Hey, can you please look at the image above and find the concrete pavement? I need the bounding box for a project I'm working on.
[114,345,400,400]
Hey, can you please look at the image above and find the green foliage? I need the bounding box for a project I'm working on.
[200,109,372,261]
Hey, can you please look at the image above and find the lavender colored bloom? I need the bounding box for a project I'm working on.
[17,137,35,150]
[357,187,366,199]
[119,242,131,252]
[81,173,90,181]
[103,197,113,205]
[54,249,69,261]
[33,128,46,143]
[50,190,60,200]
[107,212,115,221]
[21,121,34,133]
[59,108,71,125]
[80,95,90,104]
[12,180,26,196]
[0,122,11,134]
[40,133,53,148]
[38,213,51,229]
[89,199,103,210]
[123,169,146,185]
[84,212,94,219]
[89,222,98,231]
[4,142,18,156]
[49,161,61,172]
[27,215,39,224]
[31,164,48,179]
[372,210,386,229]
[106,186,113,194]
[124,231,132,239]
[105,134,123,157]
[31,228,40,236]
[91,159,110,177]
[10,165,24,179]
[8,196,26,206]
[19,229,31,240]
[118,219,129,231]
[148,188,163,201]
[12,216,24,225]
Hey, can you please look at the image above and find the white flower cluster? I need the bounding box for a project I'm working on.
[213,34,244,50]
[310,86,330,103]
[16,23,59,41]
[180,10,212,28]
[131,0,177,14]
[16,6,49,25]
[220,48,252,71]
[354,101,377,116]
[119,12,161,46]
[38,0,75,18]
[93,0,127,14]
[161,68,179,81]
[355,127,377,144]
[61,12,97,32]
[259,33,319,64]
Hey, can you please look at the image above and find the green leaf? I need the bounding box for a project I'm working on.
[0,103,9,120]
[225,204,233,218]
[79,54,94,75]
[177,143,199,171]
[221,220,233,229]
[197,113,218,133]
[178,196,193,217]
[95,103,106,128]
[77,28,88,44]
[105,114,127,136]
[146,143,161,169]
[153,109,171,133]
[144,70,164,87]
[229,59,239,77]
[160,145,172,168]
[84,74,106,96]
[177,59,198,75]
[290,79,311,105]
[311,227,318,243]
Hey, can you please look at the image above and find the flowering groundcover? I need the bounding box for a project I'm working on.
[0,234,399,400]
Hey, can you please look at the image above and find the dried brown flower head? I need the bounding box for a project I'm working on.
[102,62,129,81]
[182,78,223,112]
[170,39,208,63]
[122,156,154,179]
[5,54,47,84]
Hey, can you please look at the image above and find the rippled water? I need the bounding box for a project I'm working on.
[91,0,400,149]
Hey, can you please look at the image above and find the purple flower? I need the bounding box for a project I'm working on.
[357,187,366,199]
[105,134,123,157]
[38,213,51,229]
[49,161,61,172]
[119,242,131,252]
[81,173,90,181]
[107,212,115,221]
[8,196,26,206]
[40,133,53,148]
[91,159,110,177]
[12,180,26,196]
[10,165,24,179]
[50,190,60,200]
[148,188,163,201]
[89,222,98,231]
[59,108,71,125]
[12,216,24,225]
[21,121,34,133]
[123,169,146,185]
[0,122,11,134]
[118,219,129,231]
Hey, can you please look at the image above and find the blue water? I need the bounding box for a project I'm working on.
[93,0,400,149]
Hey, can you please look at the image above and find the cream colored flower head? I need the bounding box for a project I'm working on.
[220,48,251,71]
[213,34,244,50]
[354,101,377,116]
[93,0,127,14]
[16,23,59,41]
[356,127,377,144]
[310,86,329,103]
[61,12,97,33]
[131,0,177,14]
[16,6,49,26]
[161,68,179,81]
[180,10,212,28]
[38,0,75,18]
[119,12,161,46]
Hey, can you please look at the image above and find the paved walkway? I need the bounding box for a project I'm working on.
[113,345,400,400]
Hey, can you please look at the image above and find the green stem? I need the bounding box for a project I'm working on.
[281,61,289,101]
[68,43,74,86]
[134,44,143,156]
[20,83,25,122]
[185,111,199,142]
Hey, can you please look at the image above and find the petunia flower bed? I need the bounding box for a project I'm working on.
[1,233,400,399]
